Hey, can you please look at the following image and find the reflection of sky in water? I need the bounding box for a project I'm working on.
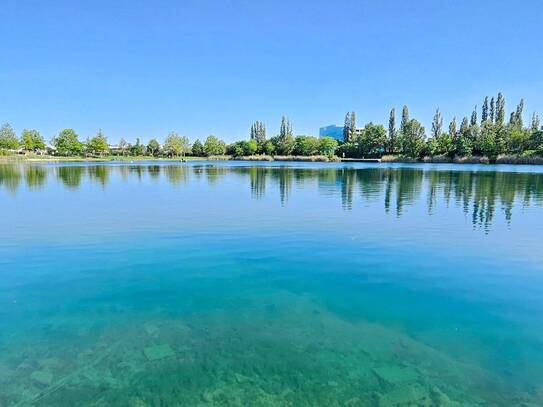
[1,162,543,405]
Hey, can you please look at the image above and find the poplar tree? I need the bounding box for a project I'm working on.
[388,108,396,153]
[482,97,489,123]
[531,113,541,132]
[490,97,496,123]
[431,108,443,139]
[343,111,356,143]
[343,113,351,142]
[449,117,457,139]
[514,99,524,128]
[496,93,505,126]
[401,105,409,133]
[470,106,477,126]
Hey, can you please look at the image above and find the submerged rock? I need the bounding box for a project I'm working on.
[31,370,53,386]
[372,365,419,386]
[143,344,175,361]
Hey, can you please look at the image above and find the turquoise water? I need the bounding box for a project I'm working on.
[1,162,543,406]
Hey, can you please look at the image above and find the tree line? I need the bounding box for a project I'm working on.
[340,93,542,160]
[0,93,541,160]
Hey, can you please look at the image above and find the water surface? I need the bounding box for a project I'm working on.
[1,161,543,406]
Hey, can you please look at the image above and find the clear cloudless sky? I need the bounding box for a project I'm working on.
[1,0,542,144]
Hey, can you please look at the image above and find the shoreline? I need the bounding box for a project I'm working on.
[1,154,543,165]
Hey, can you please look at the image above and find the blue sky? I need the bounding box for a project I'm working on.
[1,0,542,144]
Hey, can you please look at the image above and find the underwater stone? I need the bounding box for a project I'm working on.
[31,370,53,386]
[372,365,419,385]
[143,344,175,361]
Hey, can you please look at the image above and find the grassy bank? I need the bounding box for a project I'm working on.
[0,154,231,162]
[382,154,543,165]
[3,153,543,165]
[235,155,339,162]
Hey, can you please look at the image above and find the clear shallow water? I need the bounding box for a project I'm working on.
[1,161,543,406]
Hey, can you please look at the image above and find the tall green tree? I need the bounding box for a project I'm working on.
[250,121,266,145]
[21,129,45,152]
[277,116,294,154]
[490,97,496,123]
[399,119,425,158]
[357,123,387,157]
[448,117,457,139]
[343,112,356,143]
[0,123,19,150]
[52,129,83,156]
[512,99,524,128]
[147,139,161,156]
[531,113,541,132]
[318,137,338,156]
[431,108,443,139]
[400,105,409,133]
[293,135,320,156]
[86,130,109,156]
[470,106,477,126]
[118,138,129,155]
[454,117,472,156]
[496,92,505,127]
[191,139,204,156]
[482,97,489,123]
[388,108,396,153]
[163,132,190,156]
[203,135,226,156]
[130,138,145,156]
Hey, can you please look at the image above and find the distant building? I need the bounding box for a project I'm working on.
[319,125,344,141]
[319,125,363,142]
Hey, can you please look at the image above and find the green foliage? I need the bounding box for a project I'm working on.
[453,117,473,156]
[0,123,19,150]
[250,121,266,145]
[343,111,356,143]
[21,129,45,152]
[507,126,530,154]
[428,133,453,157]
[163,132,190,156]
[388,108,396,153]
[118,138,129,155]
[399,119,426,158]
[203,135,226,156]
[356,123,387,157]
[262,140,276,155]
[228,139,258,157]
[86,130,110,156]
[130,138,145,156]
[276,116,294,154]
[147,139,161,156]
[293,135,319,156]
[431,109,443,139]
[318,137,338,156]
[191,139,204,156]
[53,129,83,156]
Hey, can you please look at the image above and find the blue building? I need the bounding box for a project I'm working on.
[319,125,344,141]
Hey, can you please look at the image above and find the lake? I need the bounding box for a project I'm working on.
[1,161,543,406]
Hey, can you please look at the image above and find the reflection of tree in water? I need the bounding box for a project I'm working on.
[1,164,543,230]
[249,167,266,199]
[24,166,47,189]
[147,165,161,181]
[164,165,190,186]
[205,166,227,185]
[56,166,85,190]
[87,165,110,187]
[0,164,22,193]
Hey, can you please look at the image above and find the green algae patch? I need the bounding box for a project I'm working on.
[143,344,175,361]
[31,370,53,386]
[372,365,419,385]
